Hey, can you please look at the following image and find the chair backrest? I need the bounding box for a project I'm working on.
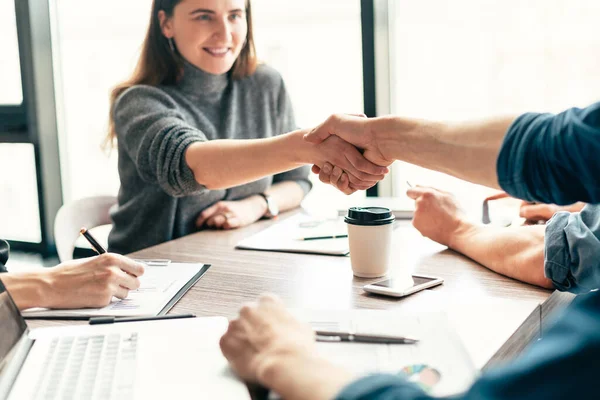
[0,239,9,272]
[54,196,116,262]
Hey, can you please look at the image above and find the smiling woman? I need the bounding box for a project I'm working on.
[159,0,252,75]
[105,0,388,254]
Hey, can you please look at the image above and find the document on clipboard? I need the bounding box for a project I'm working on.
[21,263,210,319]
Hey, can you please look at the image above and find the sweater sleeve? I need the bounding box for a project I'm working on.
[113,85,208,197]
[271,77,312,196]
[497,101,600,204]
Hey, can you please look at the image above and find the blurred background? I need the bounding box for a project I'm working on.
[1,0,599,257]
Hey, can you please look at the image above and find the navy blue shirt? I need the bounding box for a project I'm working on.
[336,102,600,400]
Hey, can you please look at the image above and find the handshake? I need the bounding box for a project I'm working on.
[301,114,395,195]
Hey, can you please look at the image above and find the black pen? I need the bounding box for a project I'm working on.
[80,227,106,254]
[89,313,196,325]
[297,234,348,241]
[315,331,418,345]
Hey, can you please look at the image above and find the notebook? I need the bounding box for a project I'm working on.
[236,214,349,256]
[21,262,210,319]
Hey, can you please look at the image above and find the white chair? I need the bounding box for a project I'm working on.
[54,195,116,262]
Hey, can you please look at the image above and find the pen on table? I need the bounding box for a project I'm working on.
[89,313,196,325]
[297,234,348,241]
[315,331,418,345]
[80,227,106,255]
[406,181,413,188]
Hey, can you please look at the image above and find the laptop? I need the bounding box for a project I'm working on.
[0,280,250,400]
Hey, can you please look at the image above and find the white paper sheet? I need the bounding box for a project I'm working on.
[295,309,477,397]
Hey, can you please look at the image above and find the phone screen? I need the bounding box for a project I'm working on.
[372,276,437,289]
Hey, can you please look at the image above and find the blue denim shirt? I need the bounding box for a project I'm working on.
[336,102,600,400]
[545,205,600,293]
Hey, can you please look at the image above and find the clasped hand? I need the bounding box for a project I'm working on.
[304,114,394,194]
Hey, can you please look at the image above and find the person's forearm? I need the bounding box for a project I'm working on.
[449,222,552,288]
[185,130,311,190]
[266,181,305,213]
[372,116,516,189]
[1,272,51,310]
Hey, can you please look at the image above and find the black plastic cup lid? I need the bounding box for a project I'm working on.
[344,207,395,226]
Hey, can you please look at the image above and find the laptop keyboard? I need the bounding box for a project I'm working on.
[33,333,138,400]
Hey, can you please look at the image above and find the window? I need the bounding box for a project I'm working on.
[0,0,23,106]
[0,144,42,243]
[53,1,152,202]
[53,0,366,213]
[389,0,600,212]
[253,0,366,211]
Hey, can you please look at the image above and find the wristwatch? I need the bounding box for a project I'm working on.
[257,193,279,219]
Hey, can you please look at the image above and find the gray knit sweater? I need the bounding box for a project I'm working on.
[108,61,311,254]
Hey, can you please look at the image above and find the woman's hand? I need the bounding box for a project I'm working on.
[38,254,144,310]
[196,196,267,230]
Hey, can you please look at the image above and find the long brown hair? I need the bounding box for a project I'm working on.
[105,0,257,148]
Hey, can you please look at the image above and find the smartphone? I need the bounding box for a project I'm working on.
[363,275,443,298]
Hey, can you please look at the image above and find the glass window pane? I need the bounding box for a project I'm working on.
[53,0,152,202]
[253,0,365,210]
[0,0,23,105]
[0,144,42,243]
[390,0,600,211]
[54,0,365,211]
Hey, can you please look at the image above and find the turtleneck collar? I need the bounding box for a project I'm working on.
[176,59,229,100]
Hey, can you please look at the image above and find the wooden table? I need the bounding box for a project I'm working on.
[29,212,559,371]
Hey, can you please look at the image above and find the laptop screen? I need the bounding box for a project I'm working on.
[0,279,27,367]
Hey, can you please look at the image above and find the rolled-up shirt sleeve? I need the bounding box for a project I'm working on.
[544,204,600,293]
[497,101,600,205]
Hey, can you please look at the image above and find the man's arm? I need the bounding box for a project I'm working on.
[450,223,550,288]
[407,187,552,289]
[375,116,514,189]
[304,114,515,189]
[305,102,600,202]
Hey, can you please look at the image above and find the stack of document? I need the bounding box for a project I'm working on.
[236,214,349,256]
[22,262,210,319]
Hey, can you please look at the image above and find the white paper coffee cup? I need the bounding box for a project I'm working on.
[345,207,395,278]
